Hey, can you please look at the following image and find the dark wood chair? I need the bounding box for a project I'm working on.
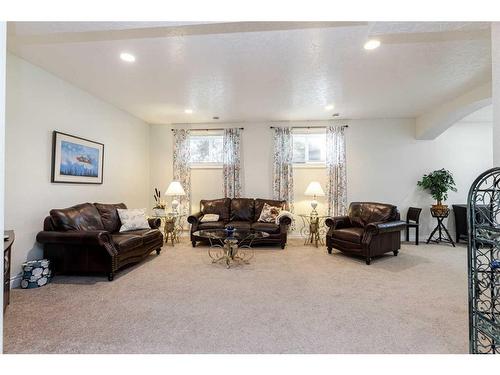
[405,207,422,245]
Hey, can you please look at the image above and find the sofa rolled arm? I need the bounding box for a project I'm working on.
[148,217,161,229]
[278,215,292,226]
[36,230,117,256]
[188,212,203,225]
[365,220,406,235]
[325,216,350,229]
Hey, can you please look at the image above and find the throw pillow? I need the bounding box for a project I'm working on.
[258,203,282,223]
[117,208,150,232]
[200,214,220,222]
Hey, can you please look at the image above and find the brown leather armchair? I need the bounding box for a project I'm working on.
[325,202,406,265]
[37,203,163,280]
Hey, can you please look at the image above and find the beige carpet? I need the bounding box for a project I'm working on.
[3,239,468,354]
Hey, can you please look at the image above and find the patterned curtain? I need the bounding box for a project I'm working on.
[223,128,242,198]
[326,126,347,216]
[172,129,191,214]
[272,127,294,212]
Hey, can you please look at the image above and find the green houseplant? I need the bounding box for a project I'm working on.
[417,168,457,215]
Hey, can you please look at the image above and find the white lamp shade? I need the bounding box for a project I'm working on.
[304,181,325,197]
[165,181,186,196]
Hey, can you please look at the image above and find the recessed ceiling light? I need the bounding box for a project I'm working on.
[213,116,219,120]
[332,113,340,117]
[325,104,334,111]
[120,52,136,62]
[184,109,193,114]
[364,39,381,50]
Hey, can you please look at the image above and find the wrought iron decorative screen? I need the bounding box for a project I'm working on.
[467,167,500,354]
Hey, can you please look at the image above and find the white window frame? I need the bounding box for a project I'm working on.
[292,129,326,167]
[189,131,224,169]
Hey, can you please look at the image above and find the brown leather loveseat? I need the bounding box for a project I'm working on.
[188,198,292,248]
[36,203,163,281]
[325,202,406,265]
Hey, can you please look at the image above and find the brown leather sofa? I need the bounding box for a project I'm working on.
[188,198,292,249]
[36,203,163,281]
[325,202,406,264]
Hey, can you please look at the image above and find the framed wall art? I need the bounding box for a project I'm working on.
[51,131,104,184]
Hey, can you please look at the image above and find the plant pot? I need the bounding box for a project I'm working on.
[431,204,449,217]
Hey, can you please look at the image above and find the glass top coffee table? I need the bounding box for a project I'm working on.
[192,229,269,268]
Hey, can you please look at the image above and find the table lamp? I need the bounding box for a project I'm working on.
[304,181,325,216]
[165,181,186,214]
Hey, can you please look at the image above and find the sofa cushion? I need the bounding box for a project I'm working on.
[332,227,364,244]
[226,221,251,230]
[126,229,162,245]
[254,199,287,222]
[112,233,143,253]
[230,198,255,221]
[198,221,225,230]
[252,222,280,234]
[200,198,231,221]
[95,203,127,233]
[50,203,105,231]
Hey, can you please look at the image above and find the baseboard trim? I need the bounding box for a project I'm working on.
[10,273,22,289]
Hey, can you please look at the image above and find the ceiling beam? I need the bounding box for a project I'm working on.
[415,82,492,140]
[372,28,490,45]
[7,21,367,45]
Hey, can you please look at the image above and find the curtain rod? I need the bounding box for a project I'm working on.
[269,125,348,129]
[171,127,244,131]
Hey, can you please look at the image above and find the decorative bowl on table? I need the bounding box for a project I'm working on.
[225,226,235,237]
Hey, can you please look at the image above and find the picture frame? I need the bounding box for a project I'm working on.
[51,131,104,184]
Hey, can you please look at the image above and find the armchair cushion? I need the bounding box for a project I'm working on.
[332,227,364,244]
[200,198,231,221]
[95,203,127,232]
[50,203,105,231]
[366,220,407,235]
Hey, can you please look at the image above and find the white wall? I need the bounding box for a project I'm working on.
[5,54,151,283]
[150,119,492,239]
[0,21,6,354]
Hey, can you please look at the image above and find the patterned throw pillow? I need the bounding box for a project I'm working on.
[200,214,220,222]
[117,208,150,232]
[258,203,282,223]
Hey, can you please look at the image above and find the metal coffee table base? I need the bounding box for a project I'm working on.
[207,238,254,268]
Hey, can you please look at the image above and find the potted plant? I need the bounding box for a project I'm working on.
[417,168,457,216]
[152,188,166,216]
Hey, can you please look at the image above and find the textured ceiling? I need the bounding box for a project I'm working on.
[7,21,492,124]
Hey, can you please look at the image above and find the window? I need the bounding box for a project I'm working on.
[189,133,223,165]
[292,132,326,164]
